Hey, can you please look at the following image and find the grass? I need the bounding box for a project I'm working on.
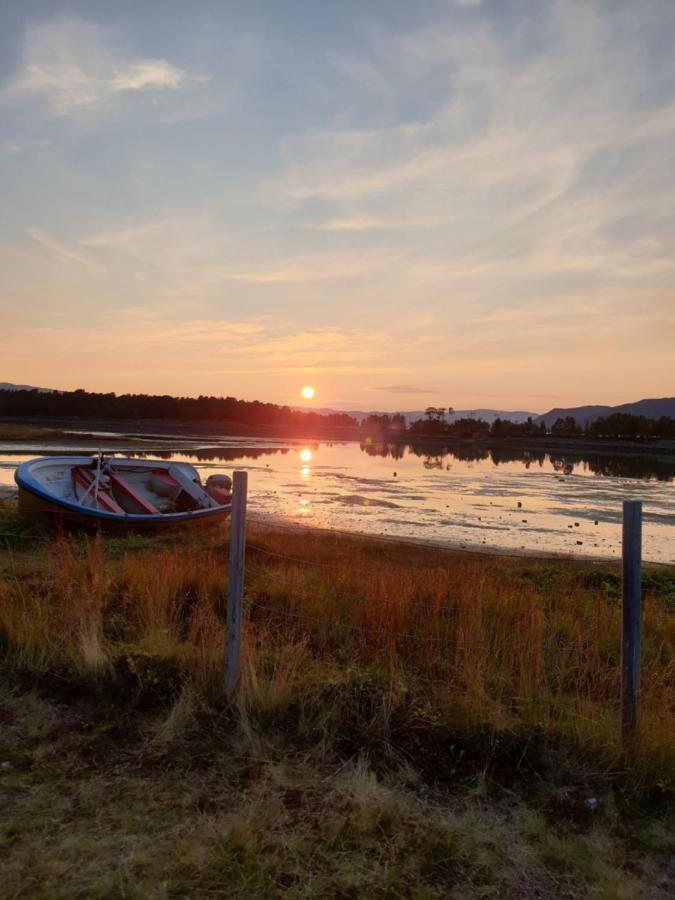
[0,422,75,441]
[0,505,673,897]
[0,420,146,443]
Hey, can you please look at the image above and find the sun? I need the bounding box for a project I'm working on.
[301,385,315,400]
[299,448,312,463]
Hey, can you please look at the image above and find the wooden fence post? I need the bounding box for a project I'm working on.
[225,470,248,700]
[621,500,642,747]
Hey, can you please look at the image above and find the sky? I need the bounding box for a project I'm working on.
[0,0,674,414]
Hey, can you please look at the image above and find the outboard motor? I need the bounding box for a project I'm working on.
[206,473,233,505]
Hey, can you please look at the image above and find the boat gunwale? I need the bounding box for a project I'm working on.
[15,456,232,523]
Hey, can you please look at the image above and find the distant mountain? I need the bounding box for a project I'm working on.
[0,381,52,392]
[536,397,675,429]
[296,407,538,425]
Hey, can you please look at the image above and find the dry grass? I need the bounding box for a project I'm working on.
[0,516,673,790]
[0,422,71,441]
[0,686,672,899]
[0,515,674,897]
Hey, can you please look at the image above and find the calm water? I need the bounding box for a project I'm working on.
[1,437,673,563]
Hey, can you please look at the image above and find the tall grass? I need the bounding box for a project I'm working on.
[0,522,673,788]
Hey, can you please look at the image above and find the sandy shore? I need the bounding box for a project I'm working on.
[3,484,671,568]
[246,513,626,564]
[0,486,591,562]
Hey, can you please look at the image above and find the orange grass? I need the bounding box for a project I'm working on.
[0,522,673,787]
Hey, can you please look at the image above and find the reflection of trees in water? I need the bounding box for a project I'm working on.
[549,455,575,476]
[423,456,444,469]
[489,447,547,468]
[130,447,290,463]
[360,442,406,460]
[575,454,674,481]
[358,442,674,481]
[408,443,489,463]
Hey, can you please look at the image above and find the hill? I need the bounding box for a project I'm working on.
[536,397,675,429]
[0,381,52,392]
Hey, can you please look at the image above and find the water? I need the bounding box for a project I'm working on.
[1,436,673,563]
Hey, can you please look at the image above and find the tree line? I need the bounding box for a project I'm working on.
[360,408,675,440]
[2,389,673,440]
[0,388,357,430]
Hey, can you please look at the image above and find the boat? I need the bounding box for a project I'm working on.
[15,454,233,531]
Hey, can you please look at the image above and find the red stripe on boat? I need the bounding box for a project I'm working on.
[108,471,159,514]
[72,467,124,514]
[151,469,181,489]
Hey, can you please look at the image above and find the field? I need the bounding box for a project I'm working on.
[0,423,74,441]
[0,502,673,898]
[0,422,144,443]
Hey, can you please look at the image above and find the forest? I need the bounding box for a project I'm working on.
[2,389,674,440]
[0,388,358,430]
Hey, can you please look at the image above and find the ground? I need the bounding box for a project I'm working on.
[1,689,673,900]
[0,502,673,898]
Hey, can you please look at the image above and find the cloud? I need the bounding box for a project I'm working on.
[208,255,386,284]
[79,215,404,287]
[0,315,414,390]
[313,214,439,231]
[111,59,186,92]
[25,227,106,274]
[2,3,674,409]
[267,1,675,336]
[375,385,436,394]
[314,216,382,231]
[1,15,200,116]
[1,138,51,154]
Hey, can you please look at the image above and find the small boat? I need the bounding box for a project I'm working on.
[15,454,233,531]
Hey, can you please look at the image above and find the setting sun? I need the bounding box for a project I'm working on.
[299,448,312,463]
[301,385,315,400]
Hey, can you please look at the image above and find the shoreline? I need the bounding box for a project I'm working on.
[2,486,671,568]
[2,415,675,458]
[2,433,672,567]
[248,513,674,568]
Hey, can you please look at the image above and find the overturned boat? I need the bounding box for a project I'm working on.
[15,455,233,530]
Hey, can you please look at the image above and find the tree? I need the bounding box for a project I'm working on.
[551,416,581,437]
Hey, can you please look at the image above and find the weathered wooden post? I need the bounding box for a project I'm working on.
[621,500,642,747]
[225,470,248,699]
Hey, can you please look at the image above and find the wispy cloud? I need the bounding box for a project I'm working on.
[1,15,203,116]
[0,314,421,393]
[111,59,186,92]
[375,385,436,394]
[25,227,105,274]
[273,1,675,299]
[1,3,674,408]
[79,215,403,287]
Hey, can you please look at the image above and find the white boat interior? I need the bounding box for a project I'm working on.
[22,455,231,516]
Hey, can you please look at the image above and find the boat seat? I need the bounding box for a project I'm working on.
[150,469,182,501]
[108,471,160,515]
[72,466,124,514]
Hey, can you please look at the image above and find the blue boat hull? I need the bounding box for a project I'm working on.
[15,456,232,532]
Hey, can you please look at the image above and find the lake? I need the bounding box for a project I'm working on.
[1,436,673,563]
